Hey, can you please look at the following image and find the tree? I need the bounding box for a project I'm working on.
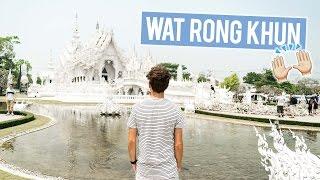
[0,36,20,69]
[197,73,209,83]
[243,69,277,88]
[243,69,320,95]
[257,85,282,95]
[36,77,42,85]
[27,74,33,84]
[0,36,32,91]
[243,72,262,85]
[0,69,8,94]
[220,73,240,92]
[159,62,191,80]
[297,78,319,87]
[256,69,278,87]
[295,79,314,95]
[12,59,32,89]
[278,81,298,94]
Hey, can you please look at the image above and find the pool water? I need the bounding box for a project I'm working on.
[0,104,319,179]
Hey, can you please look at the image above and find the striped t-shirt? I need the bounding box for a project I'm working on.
[6,88,15,101]
[127,97,185,179]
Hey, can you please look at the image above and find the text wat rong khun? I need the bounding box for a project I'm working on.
[141,12,306,50]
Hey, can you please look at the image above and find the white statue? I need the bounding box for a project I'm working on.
[243,88,252,104]
[7,69,13,85]
[98,98,121,115]
[255,122,320,179]
[21,64,29,85]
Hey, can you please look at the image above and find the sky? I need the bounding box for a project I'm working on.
[0,0,319,81]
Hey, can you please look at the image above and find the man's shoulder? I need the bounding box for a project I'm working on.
[134,98,175,107]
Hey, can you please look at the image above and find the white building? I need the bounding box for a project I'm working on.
[28,15,195,104]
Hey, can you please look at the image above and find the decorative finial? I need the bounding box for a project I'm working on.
[96,21,99,30]
[7,69,13,85]
[71,12,80,47]
[74,13,79,33]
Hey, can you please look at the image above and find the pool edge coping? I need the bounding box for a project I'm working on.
[193,109,320,132]
[0,111,64,180]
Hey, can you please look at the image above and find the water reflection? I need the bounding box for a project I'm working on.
[0,104,319,179]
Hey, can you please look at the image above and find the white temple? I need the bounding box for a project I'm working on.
[28,14,196,103]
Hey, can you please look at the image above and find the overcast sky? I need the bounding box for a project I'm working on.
[0,0,319,81]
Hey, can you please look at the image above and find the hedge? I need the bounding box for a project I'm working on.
[195,109,320,127]
[0,111,35,129]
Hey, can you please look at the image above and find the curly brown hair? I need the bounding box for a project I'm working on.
[146,65,171,93]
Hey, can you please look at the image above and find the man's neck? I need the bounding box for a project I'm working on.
[150,92,164,99]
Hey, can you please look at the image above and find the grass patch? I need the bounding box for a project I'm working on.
[0,171,26,180]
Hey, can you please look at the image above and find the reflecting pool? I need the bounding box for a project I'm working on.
[1,104,320,179]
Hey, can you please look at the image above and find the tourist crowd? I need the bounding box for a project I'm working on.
[277,93,320,117]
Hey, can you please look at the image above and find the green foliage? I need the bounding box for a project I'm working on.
[197,73,209,83]
[243,69,277,88]
[220,73,240,92]
[12,59,32,88]
[243,72,261,85]
[0,36,20,69]
[159,62,190,80]
[160,62,178,79]
[243,69,320,95]
[27,74,33,84]
[36,76,42,85]
[256,85,282,95]
[0,69,8,94]
[0,36,32,90]
[278,81,298,94]
[183,72,191,80]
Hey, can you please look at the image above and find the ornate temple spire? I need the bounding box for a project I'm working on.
[7,69,13,85]
[73,13,80,39]
[71,13,81,49]
[177,64,183,82]
[48,50,54,71]
[96,21,99,31]
[132,44,137,58]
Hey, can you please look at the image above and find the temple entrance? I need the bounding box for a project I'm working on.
[101,60,115,82]
[102,68,108,82]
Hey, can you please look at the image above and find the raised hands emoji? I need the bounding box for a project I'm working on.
[293,50,312,76]
[272,56,292,82]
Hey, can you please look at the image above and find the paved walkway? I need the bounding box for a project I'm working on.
[0,114,24,122]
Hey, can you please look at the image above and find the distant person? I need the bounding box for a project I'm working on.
[308,97,315,116]
[127,65,185,180]
[314,94,319,114]
[5,83,15,115]
[288,94,297,118]
[290,95,298,105]
[210,85,215,93]
[276,92,286,117]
